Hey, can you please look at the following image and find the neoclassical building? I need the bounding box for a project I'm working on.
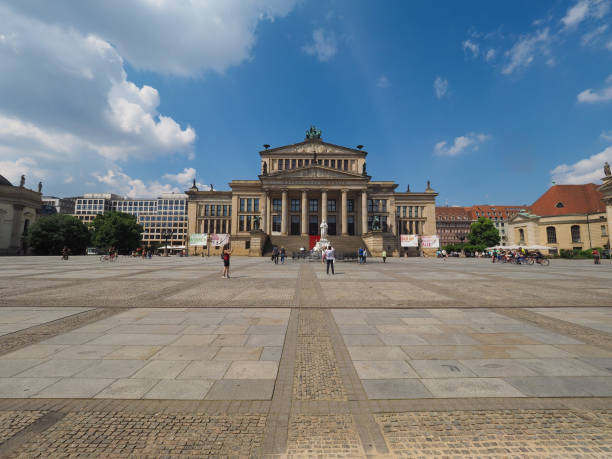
[0,175,42,255]
[186,130,438,256]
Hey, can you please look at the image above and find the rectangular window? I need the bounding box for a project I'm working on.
[239,215,245,232]
[246,215,252,231]
[228,205,231,216]
[409,206,413,217]
[222,205,227,216]
[347,199,354,213]
[291,159,296,169]
[344,160,348,170]
[272,199,282,212]
[291,199,300,212]
[285,159,290,170]
[278,160,283,170]
[272,215,281,232]
[367,199,373,213]
[247,198,252,212]
[414,207,419,218]
[324,159,329,167]
[217,206,222,217]
[602,225,608,237]
[309,199,318,212]
[328,199,336,212]
[382,200,387,212]
[239,199,245,212]
[254,199,259,212]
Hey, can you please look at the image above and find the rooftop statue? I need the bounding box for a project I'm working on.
[20,175,25,187]
[605,161,611,177]
[305,125,322,140]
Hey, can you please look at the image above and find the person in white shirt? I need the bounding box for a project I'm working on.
[325,245,335,275]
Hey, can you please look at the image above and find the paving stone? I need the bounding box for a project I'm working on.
[422,377,525,398]
[205,379,275,400]
[33,378,115,398]
[131,360,190,379]
[362,379,433,399]
[94,378,159,399]
[143,379,214,399]
[224,361,278,379]
[75,359,147,378]
[17,359,97,378]
[378,333,429,345]
[260,346,282,361]
[152,345,219,360]
[88,333,180,346]
[176,360,230,379]
[0,378,58,398]
[210,334,248,346]
[0,359,46,377]
[214,346,262,361]
[245,334,285,346]
[341,334,385,346]
[170,334,217,346]
[504,376,595,397]
[353,360,419,379]
[460,359,540,377]
[347,346,409,361]
[409,359,477,378]
[286,415,364,457]
[103,345,162,360]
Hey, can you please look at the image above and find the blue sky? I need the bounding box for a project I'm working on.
[1,0,611,206]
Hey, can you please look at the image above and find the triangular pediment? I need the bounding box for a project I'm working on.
[262,165,367,180]
[260,139,366,157]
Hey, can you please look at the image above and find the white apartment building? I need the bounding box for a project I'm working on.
[73,193,187,247]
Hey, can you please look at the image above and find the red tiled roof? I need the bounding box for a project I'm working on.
[467,205,523,220]
[436,207,471,220]
[529,184,605,216]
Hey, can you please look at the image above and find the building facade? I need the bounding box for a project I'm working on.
[435,207,472,246]
[508,184,609,254]
[467,205,522,245]
[73,193,188,248]
[186,132,438,256]
[42,196,78,215]
[0,175,42,255]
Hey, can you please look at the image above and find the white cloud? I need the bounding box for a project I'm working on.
[93,168,200,198]
[433,76,448,99]
[601,129,612,141]
[577,74,612,102]
[502,28,551,75]
[434,133,490,156]
[163,167,209,190]
[562,0,610,29]
[607,40,612,50]
[551,146,612,183]
[376,75,390,88]
[303,28,337,62]
[0,157,46,186]
[581,24,608,45]
[485,48,496,61]
[5,0,298,77]
[462,39,479,57]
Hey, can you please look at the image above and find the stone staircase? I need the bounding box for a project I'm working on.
[264,236,310,256]
[263,235,367,258]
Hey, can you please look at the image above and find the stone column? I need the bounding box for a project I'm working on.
[321,189,328,225]
[301,190,308,236]
[266,193,271,233]
[9,205,24,250]
[281,189,288,235]
[341,189,348,235]
[361,190,368,234]
[261,191,268,233]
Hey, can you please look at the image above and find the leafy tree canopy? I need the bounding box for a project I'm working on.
[26,214,90,255]
[467,217,500,247]
[90,211,143,252]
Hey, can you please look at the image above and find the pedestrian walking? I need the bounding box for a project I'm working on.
[382,249,387,263]
[280,246,286,264]
[222,244,233,278]
[593,248,601,265]
[272,246,279,264]
[358,247,363,264]
[61,246,70,260]
[325,245,335,275]
[362,249,367,263]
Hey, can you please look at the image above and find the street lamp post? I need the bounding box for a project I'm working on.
[161,230,173,257]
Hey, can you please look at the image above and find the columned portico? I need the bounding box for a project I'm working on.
[281,189,288,235]
[361,190,368,234]
[341,189,348,235]
[301,190,308,236]
[321,189,328,225]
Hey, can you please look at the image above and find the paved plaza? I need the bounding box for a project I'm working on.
[0,255,611,457]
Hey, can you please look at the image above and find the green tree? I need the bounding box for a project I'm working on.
[90,211,143,252]
[26,214,91,255]
[467,217,500,247]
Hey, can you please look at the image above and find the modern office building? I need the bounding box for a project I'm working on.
[42,196,78,215]
[73,193,188,247]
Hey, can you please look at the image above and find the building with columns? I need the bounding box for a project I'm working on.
[0,174,42,255]
[186,131,438,256]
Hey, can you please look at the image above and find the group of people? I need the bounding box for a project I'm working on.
[358,247,368,264]
[271,246,287,264]
[490,247,543,264]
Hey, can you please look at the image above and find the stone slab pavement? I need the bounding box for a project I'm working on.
[0,256,611,457]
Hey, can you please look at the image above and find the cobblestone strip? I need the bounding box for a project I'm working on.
[261,308,299,456]
[0,307,126,356]
[5,411,266,458]
[499,308,612,349]
[375,410,612,457]
[0,411,47,444]
[294,311,346,401]
[285,414,365,458]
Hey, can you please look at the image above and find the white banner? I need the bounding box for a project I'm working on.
[189,233,207,246]
[421,235,440,248]
[209,233,230,247]
[400,234,419,247]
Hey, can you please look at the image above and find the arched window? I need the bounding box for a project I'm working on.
[518,228,525,243]
[571,225,581,243]
[546,226,557,243]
